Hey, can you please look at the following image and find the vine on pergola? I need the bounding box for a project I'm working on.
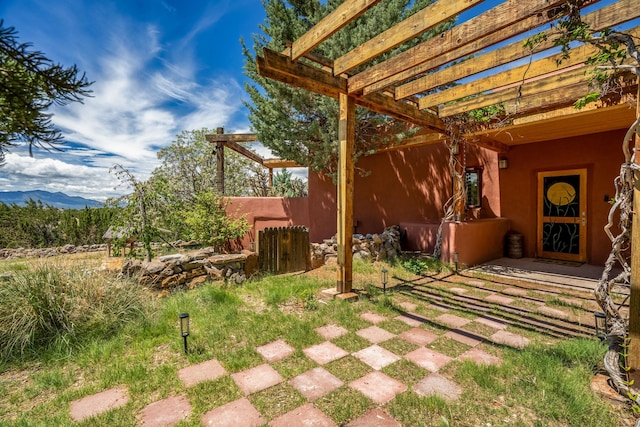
[530,0,640,407]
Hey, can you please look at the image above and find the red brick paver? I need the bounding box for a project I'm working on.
[201,397,265,427]
[350,371,407,404]
[490,330,530,349]
[290,367,344,401]
[404,347,452,372]
[178,359,226,388]
[353,345,401,370]
[435,313,471,328]
[414,373,462,400]
[70,386,129,422]
[269,403,337,427]
[231,364,283,395]
[395,314,423,327]
[256,339,295,362]
[485,294,515,305]
[356,325,395,344]
[444,329,483,347]
[399,327,438,346]
[303,341,349,365]
[138,395,191,427]
[347,408,401,427]
[360,312,387,324]
[315,324,349,340]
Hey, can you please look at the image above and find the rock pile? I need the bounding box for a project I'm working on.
[0,244,108,259]
[310,225,402,267]
[120,248,258,289]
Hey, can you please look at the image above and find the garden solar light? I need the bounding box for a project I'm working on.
[594,311,607,341]
[179,312,190,354]
[381,268,388,293]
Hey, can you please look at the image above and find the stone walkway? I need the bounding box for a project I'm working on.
[70,304,528,426]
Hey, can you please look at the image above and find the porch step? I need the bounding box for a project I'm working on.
[400,285,595,339]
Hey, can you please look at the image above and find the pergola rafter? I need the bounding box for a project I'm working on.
[205,128,301,193]
[254,0,640,327]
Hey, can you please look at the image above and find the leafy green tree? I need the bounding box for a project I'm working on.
[0,21,92,163]
[109,165,160,261]
[243,0,450,176]
[146,128,265,240]
[182,191,250,252]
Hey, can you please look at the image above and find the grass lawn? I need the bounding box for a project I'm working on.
[0,256,634,426]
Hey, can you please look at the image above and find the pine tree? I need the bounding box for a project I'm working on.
[0,21,92,163]
[243,0,450,176]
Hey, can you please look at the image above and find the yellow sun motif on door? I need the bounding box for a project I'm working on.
[546,182,576,206]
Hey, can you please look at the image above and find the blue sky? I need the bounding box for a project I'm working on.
[0,0,267,200]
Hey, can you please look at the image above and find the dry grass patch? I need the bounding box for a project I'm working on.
[249,382,306,420]
[324,356,372,383]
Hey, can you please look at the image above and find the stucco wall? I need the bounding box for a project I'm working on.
[499,129,626,265]
[226,197,310,249]
[308,142,501,251]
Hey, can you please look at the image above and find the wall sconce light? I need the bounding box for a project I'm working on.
[179,312,190,354]
[594,311,607,341]
[498,158,509,169]
[451,143,459,155]
[381,268,388,293]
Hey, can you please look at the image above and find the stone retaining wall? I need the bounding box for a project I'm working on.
[310,225,402,267]
[120,248,258,290]
[0,244,108,259]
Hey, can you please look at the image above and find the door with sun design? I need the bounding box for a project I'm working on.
[537,169,587,262]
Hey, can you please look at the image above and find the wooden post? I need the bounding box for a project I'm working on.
[337,93,355,293]
[628,81,640,368]
[269,168,274,188]
[216,127,225,195]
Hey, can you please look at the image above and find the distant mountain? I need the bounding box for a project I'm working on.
[0,190,102,209]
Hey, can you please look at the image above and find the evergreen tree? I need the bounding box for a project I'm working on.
[243,0,450,176]
[0,21,92,163]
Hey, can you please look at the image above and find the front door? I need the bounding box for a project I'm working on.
[537,169,587,262]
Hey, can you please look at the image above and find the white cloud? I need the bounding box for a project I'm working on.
[1,153,122,201]
[1,0,255,199]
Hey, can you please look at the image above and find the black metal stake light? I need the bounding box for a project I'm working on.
[179,312,190,354]
[594,311,607,341]
[453,252,459,273]
[381,268,388,293]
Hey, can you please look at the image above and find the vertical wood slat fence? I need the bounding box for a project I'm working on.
[258,226,310,274]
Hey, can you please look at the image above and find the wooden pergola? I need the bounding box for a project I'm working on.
[255,0,640,362]
[205,127,299,195]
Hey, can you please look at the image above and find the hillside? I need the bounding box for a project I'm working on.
[0,190,102,209]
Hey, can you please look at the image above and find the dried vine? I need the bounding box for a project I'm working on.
[596,116,640,407]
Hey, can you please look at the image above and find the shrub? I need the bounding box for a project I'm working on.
[0,262,151,362]
[401,257,440,275]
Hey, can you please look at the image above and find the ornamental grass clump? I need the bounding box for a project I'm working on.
[0,262,150,362]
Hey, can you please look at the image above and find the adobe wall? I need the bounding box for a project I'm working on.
[309,142,501,251]
[499,129,626,265]
[225,197,310,249]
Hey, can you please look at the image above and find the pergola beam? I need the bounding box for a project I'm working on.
[438,66,587,117]
[396,0,636,100]
[333,0,484,75]
[207,133,259,143]
[348,0,585,94]
[289,0,382,61]
[419,43,597,110]
[259,48,445,131]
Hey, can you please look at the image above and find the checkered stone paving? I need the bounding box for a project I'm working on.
[68,302,536,425]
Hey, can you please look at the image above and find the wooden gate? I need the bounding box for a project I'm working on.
[258,226,311,274]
